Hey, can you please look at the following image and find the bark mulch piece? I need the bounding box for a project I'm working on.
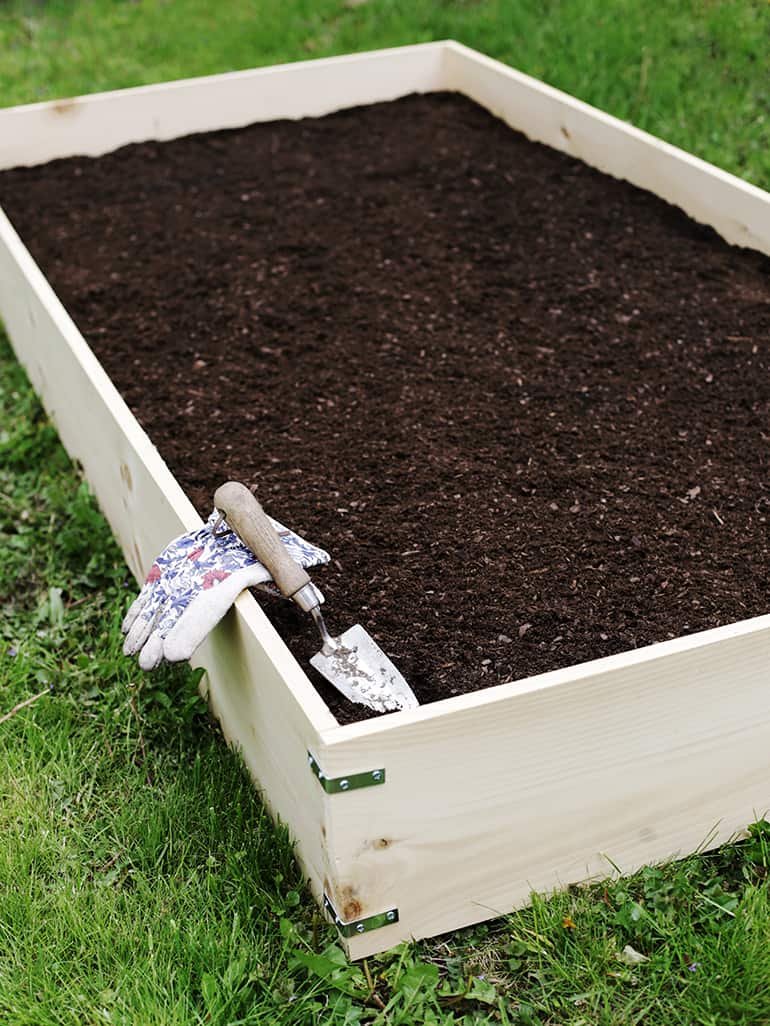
[2,92,769,722]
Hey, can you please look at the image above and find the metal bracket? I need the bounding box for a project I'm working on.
[323,892,399,938]
[308,751,385,794]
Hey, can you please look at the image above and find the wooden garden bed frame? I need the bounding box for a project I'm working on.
[2,42,770,958]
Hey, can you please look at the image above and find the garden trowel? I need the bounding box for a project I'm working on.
[213,481,419,714]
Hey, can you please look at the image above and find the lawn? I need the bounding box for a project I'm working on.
[1,2,770,1023]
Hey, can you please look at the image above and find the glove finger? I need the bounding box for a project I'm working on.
[163,564,271,662]
[123,603,162,656]
[138,632,165,671]
[121,585,155,634]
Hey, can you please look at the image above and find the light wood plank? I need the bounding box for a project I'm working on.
[0,205,340,893]
[194,601,337,902]
[0,209,198,578]
[444,42,770,255]
[0,43,446,169]
[320,616,770,957]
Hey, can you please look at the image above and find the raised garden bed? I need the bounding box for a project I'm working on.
[2,43,770,957]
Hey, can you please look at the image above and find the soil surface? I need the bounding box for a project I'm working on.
[2,93,769,722]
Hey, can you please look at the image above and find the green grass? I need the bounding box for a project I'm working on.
[2,1,770,1022]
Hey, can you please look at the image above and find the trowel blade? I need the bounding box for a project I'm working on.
[310,625,419,713]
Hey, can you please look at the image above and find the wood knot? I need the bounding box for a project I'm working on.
[340,884,363,921]
[373,838,391,850]
[53,98,78,116]
[342,898,363,920]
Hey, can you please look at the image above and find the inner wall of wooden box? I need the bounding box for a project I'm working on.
[2,42,770,957]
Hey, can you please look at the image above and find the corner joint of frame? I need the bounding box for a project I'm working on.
[307,750,385,795]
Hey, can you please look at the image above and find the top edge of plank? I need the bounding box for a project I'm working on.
[444,39,770,202]
[0,41,453,118]
[0,42,452,169]
[322,611,770,745]
[441,42,770,254]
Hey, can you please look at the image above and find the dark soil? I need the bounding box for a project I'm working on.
[2,92,769,722]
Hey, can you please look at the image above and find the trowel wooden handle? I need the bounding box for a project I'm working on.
[213,481,311,599]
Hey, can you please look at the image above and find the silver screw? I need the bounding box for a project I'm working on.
[356,923,365,933]
[372,770,382,782]
[386,911,396,922]
[339,779,350,790]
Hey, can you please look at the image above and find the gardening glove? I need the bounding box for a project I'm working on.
[122,509,329,670]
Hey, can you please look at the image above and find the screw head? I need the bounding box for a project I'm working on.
[371,770,382,782]
[386,911,396,922]
[356,923,365,933]
[339,779,350,790]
